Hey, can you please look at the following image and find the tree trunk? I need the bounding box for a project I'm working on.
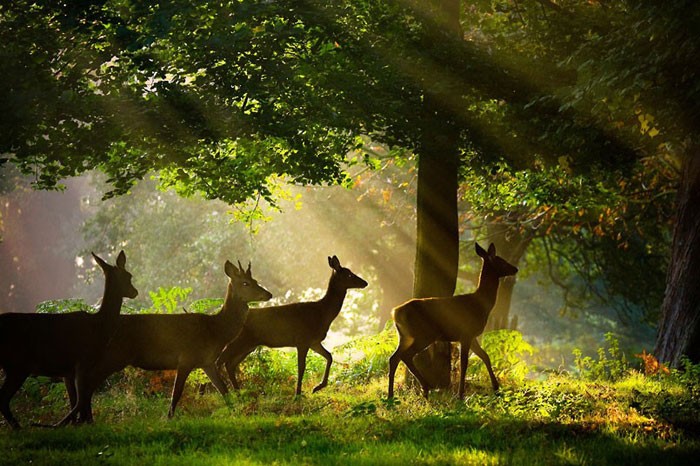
[654,149,700,367]
[410,0,462,390]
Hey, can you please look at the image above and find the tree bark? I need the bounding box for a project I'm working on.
[410,0,462,390]
[654,148,700,366]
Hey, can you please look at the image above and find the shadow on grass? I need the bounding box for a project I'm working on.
[2,411,699,466]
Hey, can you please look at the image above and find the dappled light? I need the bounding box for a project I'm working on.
[1,0,699,463]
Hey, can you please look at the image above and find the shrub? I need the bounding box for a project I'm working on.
[35,299,94,314]
[572,332,629,381]
[334,325,398,385]
[473,329,535,383]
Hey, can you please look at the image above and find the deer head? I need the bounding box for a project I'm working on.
[92,250,138,299]
[224,260,273,303]
[328,255,368,290]
[475,242,518,279]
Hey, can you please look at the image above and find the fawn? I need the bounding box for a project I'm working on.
[218,256,368,395]
[388,243,518,399]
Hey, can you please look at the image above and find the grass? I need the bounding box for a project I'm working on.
[2,331,699,465]
[1,372,699,466]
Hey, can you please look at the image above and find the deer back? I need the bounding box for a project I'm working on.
[95,259,271,372]
[234,255,367,348]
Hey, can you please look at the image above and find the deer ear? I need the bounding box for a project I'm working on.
[224,260,236,278]
[116,250,127,269]
[475,242,487,258]
[328,255,341,270]
[487,243,496,257]
[92,252,109,271]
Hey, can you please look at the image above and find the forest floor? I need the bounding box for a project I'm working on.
[1,370,699,465]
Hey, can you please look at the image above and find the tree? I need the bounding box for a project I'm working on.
[528,1,700,366]
[455,0,698,365]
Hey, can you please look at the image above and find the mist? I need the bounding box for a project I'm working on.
[0,165,656,363]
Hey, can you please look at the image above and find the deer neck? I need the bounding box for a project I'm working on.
[319,275,347,321]
[97,276,124,318]
[473,265,501,317]
[218,282,248,320]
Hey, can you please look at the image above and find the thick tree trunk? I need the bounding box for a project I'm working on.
[409,0,461,390]
[654,149,700,366]
[411,103,460,388]
[413,105,460,300]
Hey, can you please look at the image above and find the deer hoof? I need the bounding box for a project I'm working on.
[312,384,326,393]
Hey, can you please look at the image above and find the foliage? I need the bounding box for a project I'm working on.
[144,286,193,315]
[235,347,327,393]
[635,350,670,377]
[187,298,224,315]
[474,329,535,383]
[3,368,699,465]
[674,357,700,395]
[334,325,398,385]
[573,332,629,382]
[35,299,94,314]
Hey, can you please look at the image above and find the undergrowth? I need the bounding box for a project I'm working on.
[2,331,699,465]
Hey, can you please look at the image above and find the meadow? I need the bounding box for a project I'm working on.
[1,331,699,465]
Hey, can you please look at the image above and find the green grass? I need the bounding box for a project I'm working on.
[2,332,699,464]
[1,373,699,466]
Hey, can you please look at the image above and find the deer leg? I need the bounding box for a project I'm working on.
[221,345,256,390]
[59,360,118,427]
[458,340,474,399]
[168,368,192,418]
[74,372,94,425]
[0,370,27,429]
[388,334,433,399]
[388,348,402,399]
[202,364,229,398]
[403,347,433,399]
[388,335,414,399]
[310,343,332,393]
[56,373,88,426]
[80,365,116,425]
[218,336,256,390]
[64,375,77,411]
[470,340,499,391]
[296,347,309,396]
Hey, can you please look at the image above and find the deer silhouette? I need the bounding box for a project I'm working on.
[218,255,368,395]
[58,260,271,425]
[0,251,137,429]
[388,243,518,399]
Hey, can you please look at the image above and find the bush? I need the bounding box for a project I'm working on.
[572,332,629,381]
[473,329,535,383]
[334,325,398,385]
[35,299,94,314]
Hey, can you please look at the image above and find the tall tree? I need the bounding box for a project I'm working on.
[410,0,462,389]
[543,1,700,365]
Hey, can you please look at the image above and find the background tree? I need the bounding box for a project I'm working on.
[455,0,698,365]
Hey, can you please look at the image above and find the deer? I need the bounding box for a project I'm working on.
[218,255,368,396]
[57,260,271,425]
[0,251,138,429]
[387,242,518,399]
